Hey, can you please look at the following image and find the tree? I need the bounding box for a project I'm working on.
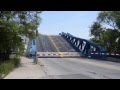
[90,22,103,43]
[0,11,42,61]
[100,29,120,53]
[90,11,120,54]
[97,11,120,30]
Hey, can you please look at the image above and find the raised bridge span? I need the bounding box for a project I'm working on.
[27,32,107,59]
[25,33,120,79]
[36,34,80,58]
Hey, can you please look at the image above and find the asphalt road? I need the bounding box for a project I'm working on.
[38,58,120,79]
[36,35,58,52]
[50,36,76,52]
[35,34,120,79]
[36,34,76,52]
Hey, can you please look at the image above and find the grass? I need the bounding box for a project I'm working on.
[0,57,20,79]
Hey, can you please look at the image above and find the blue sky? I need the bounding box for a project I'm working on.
[38,11,99,39]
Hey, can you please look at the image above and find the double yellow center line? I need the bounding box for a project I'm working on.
[48,35,63,57]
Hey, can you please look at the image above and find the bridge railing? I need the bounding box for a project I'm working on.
[60,32,107,60]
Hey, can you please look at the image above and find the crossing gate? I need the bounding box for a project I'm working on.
[37,52,81,58]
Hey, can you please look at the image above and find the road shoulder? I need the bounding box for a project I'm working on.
[4,57,45,79]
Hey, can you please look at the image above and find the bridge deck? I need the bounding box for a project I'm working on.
[36,34,80,57]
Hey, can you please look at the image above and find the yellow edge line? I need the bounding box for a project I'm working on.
[48,35,63,57]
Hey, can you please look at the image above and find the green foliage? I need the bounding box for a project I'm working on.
[0,11,42,60]
[0,57,20,78]
[97,11,120,30]
[90,21,103,40]
[90,11,120,54]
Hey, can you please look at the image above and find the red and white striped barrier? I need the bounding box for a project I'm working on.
[37,52,81,57]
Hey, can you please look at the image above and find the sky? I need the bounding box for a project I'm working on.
[38,11,100,39]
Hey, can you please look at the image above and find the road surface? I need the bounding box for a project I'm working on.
[38,58,120,79]
[36,34,76,52]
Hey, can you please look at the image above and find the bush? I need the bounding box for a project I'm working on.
[13,58,20,67]
[0,57,20,79]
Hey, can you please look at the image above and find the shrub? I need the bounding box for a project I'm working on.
[0,57,20,79]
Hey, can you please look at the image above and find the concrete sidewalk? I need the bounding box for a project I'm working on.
[4,57,45,79]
